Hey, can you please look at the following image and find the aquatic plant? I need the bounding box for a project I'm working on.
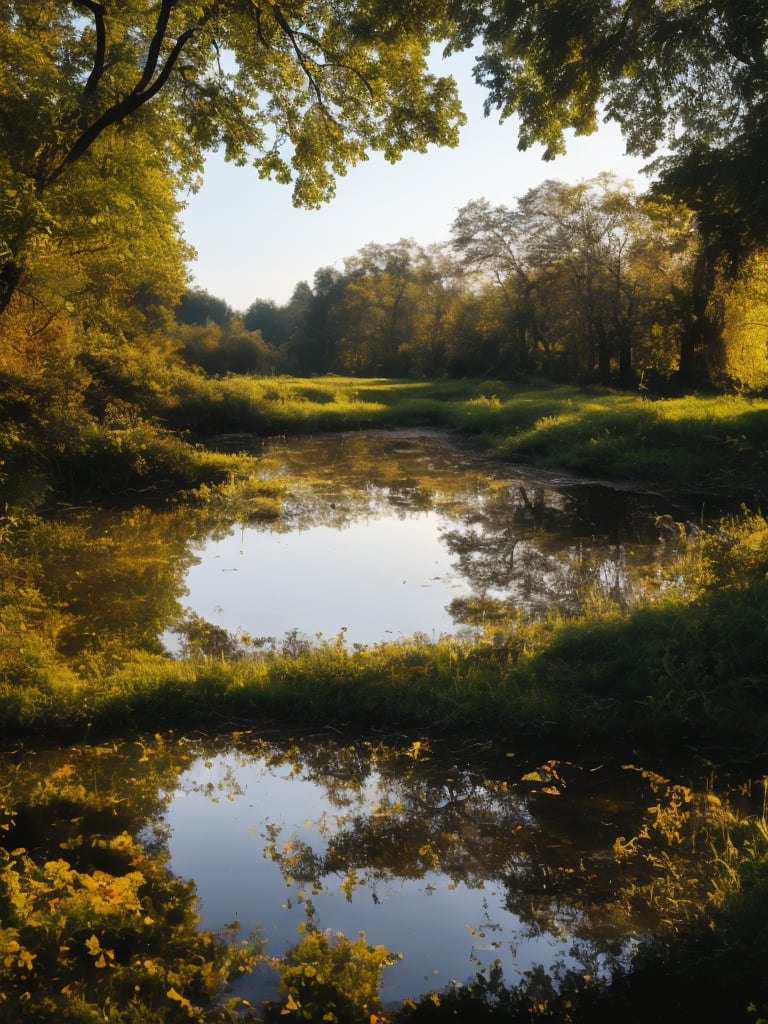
[266,918,399,1023]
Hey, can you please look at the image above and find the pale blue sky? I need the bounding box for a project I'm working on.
[179,50,646,312]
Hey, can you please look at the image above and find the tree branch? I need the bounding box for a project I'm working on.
[271,3,333,116]
[73,0,107,95]
[274,7,375,101]
[47,21,196,184]
[136,0,177,94]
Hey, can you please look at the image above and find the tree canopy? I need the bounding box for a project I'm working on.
[0,0,466,315]
[2,0,767,408]
[465,0,768,269]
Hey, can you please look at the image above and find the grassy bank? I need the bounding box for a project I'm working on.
[2,511,767,757]
[2,585,766,752]
[6,373,768,510]
[168,375,768,503]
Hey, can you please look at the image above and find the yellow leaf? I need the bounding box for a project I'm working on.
[94,953,107,969]
[282,993,300,1012]
[85,934,101,956]
[541,785,560,795]
[167,986,192,1011]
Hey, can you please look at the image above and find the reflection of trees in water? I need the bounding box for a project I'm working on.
[18,431,692,668]
[241,432,684,631]
[270,432,496,530]
[237,736,727,954]
[0,736,257,1019]
[20,505,215,667]
[442,483,672,622]
[3,731,743,1008]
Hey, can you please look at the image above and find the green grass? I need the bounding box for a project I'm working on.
[9,372,768,507]
[3,577,768,753]
[161,375,768,499]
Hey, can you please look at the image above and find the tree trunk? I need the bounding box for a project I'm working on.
[618,337,635,389]
[0,259,21,316]
[676,247,720,391]
[596,322,611,385]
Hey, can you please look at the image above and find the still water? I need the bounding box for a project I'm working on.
[161,733,715,1008]
[178,430,692,650]
[157,432,706,1005]
[5,731,726,1011]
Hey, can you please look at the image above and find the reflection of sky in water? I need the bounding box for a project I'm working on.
[183,512,468,646]
[175,431,686,649]
[166,754,584,1008]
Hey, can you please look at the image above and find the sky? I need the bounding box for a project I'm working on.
[179,50,648,313]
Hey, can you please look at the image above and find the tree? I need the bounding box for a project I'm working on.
[284,267,350,374]
[0,1,465,318]
[177,289,233,327]
[243,298,290,347]
[453,177,678,385]
[708,253,768,391]
[328,240,462,376]
[461,0,768,373]
[451,198,544,372]
[465,0,768,235]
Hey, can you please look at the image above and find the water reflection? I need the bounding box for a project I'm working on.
[1,731,752,1014]
[181,431,693,648]
[21,431,695,660]
[163,734,729,1007]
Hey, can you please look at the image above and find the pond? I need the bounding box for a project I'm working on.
[2,429,728,1017]
[174,430,697,651]
[1,731,745,1013]
[164,732,712,1009]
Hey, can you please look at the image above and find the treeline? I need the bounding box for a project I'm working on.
[176,174,768,392]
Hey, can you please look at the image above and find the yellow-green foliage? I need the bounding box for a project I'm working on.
[690,511,768,590]
[273,924,398,1023]
[0,772,259,1023]
[714,254,768,390]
